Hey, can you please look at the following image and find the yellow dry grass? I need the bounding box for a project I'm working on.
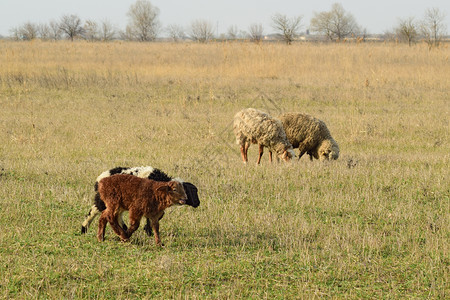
[0,40,448,298]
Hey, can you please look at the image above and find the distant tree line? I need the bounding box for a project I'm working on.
[392,8,447,48]
[7,0,448,48]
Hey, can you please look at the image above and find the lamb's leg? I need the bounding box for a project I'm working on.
[107,212,129,242]
[125,221,140,240]
[151,218,162,246]
[256,144,264,164]
[81,205,100,234]
[143,218,153,236]
[118,211,128,232]
[125,209,142,240]
[269,151,273,163]
[97,211,108,242]
[144,213,164,236]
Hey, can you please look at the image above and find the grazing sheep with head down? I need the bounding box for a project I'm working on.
[278,112,339,161]
[97,174,187,246]
[233,108,296,164]
[81,166,199,236]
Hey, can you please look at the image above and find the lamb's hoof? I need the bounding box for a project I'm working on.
[81,226,87,234]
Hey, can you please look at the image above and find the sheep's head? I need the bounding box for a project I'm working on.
[318,139,340,161]
[279,147,296,162]
[158,181,188,205]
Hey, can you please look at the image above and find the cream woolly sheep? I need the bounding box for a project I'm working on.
[233,108,296,164]
[278,112,339,161]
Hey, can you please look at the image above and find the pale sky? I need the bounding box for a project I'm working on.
[0,0,448,37]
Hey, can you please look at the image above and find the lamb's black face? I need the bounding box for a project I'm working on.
[182,182,200,208]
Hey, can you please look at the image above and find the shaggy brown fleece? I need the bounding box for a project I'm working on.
[97,174,187,246]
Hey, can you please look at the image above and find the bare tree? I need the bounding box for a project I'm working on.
[9,26,21,40]
[272,14,303,44]
[120,26,134,41]
[395,17,418,46]
[99,19,116,41]
[48,20,62,40]
[227,25,239,40]
[248,23,264,43]
[189,19,215,43]
[310,3,359,41]
[126,0,160,41]
[37,23,51,40]
[84,20,99,41]
[11,22,39,40]
[420,7,447,48]
[166,24,185,42]
[60,14,84,41]
[22,22,39,40]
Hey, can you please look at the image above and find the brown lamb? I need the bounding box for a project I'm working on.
[97,174,188,246]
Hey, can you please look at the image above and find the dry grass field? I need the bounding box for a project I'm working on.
[0,40,449,298]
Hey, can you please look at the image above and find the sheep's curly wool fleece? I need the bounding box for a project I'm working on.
[279,112,339,160]
[233,108,293,155]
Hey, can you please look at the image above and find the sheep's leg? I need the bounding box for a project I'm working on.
[81,205,100,234]
[240,142,250,163]
[298,150,306,160]
[297,143,308,160]
[239,145,246,163]
[97,211,108,242]
[269,151,273,163]
[244,142,250,162]
[256,144,264,164]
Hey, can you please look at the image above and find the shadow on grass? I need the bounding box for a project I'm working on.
[126,225,282,253]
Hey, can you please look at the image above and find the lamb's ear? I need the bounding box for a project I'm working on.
[156,185,170,193]
[168,181,178,190]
